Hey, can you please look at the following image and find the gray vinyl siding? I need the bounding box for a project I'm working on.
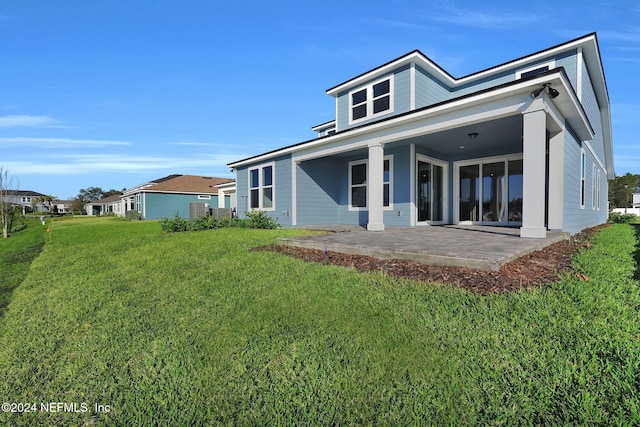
[296,158,344,225]
[415,65,451,108]
[580,59,605,162]
[561,133,607,234]
[383,145,412,226]
[555,49,578,91]
[236,155,293,228]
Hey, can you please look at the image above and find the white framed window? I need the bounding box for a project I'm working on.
[596,169,600,210]
[198,195,211,200]
[516,60,555,79]
[348,75,394,124]
[249,163,275,211]
[348,156,393,211]
[580,149,586,209]
[591,163,596,210]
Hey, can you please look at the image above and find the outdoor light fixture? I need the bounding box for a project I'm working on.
[468,132,478,139]
[530,83,559,99]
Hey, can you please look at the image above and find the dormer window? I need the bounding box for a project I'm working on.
[349,76,394,124]
[516,60,555,79]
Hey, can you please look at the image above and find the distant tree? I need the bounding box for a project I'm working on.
[609,173,640,208]
[75,187,121,204]
[76,187,106,204]
[0,168,20,238]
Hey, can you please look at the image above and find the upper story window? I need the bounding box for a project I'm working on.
[516,61,555,80]
[349,76,394,124]
[249,163,274,211]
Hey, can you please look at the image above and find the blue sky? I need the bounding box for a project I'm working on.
[1,1,638,199]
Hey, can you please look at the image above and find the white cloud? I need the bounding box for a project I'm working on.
[0,137,131,147]
[429,5,541,30]
[0,114,61,128]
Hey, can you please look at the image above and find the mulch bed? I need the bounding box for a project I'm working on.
[252,225,607,295]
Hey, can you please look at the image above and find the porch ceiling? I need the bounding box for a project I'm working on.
[332,115,523,159]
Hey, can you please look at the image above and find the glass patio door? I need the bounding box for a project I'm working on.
[417,157,445,224]
[457,157,523,225]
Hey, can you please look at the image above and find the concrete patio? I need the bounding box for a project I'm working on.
[276,225,569,271]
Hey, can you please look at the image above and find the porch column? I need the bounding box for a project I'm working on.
[218,189,226,208]
[367,142,385,231]
[520,107,547,238]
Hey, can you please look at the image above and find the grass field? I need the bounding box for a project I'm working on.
[1,217,639,425]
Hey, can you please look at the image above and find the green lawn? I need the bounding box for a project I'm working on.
[1,218,639,425]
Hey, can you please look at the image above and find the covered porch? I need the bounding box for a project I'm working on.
[291,70,592,238]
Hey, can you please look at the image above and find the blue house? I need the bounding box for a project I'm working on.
[229,33,613,238]
[122,174,235,220]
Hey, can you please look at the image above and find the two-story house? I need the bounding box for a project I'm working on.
[228,33,613,238]
[1,190,48,214]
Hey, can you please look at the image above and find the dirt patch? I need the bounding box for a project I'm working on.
[252,225,607,295]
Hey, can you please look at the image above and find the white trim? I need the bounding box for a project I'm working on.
[348,74,395,125]
[591,162,596,211]
[248,162,276,211]
[409,144,416,226]
[580,148,586,210]
[291,158,297,226]
[197,195,211,200]
[410,62,416,110]
[515,60,555,79]
[576,47,583,102]
[348,159,368,211]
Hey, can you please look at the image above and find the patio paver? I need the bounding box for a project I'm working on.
[276,225,569,271]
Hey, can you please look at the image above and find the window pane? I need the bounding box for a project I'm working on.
[352,104,367,120]
[383,159,390,182]
[351,163,366,185]
[383,183,390,207]
[373,96,389,114]
[263,187,273,208]
[263,165,273,186]
[250,169,259,188]
[508,160,523,222]
[352,186,366,207]
[459,165,479,221]
[250,189,259,208]
[482,162,505,222]
[520,66,549,79]
[373,80,390,97]
[352,89,366,105]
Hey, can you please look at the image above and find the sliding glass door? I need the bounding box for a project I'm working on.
[456,156,523,225]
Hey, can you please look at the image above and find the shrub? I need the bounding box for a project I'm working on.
[159,214,190,232]
[242,210,281,229]
[608,212,636,224]
[159,211,280,233]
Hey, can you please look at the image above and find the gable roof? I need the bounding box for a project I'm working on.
[2,190,47,198]
[230,33,613,178]
[131,175,234,195]
[88,194,123,205]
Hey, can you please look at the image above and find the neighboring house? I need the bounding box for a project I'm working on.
[633,192,640,208]
[52,200,74,214]
[229,33,613,238]
[85,194,124,216]
[121,174,235,220]
[0,190,48,213]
